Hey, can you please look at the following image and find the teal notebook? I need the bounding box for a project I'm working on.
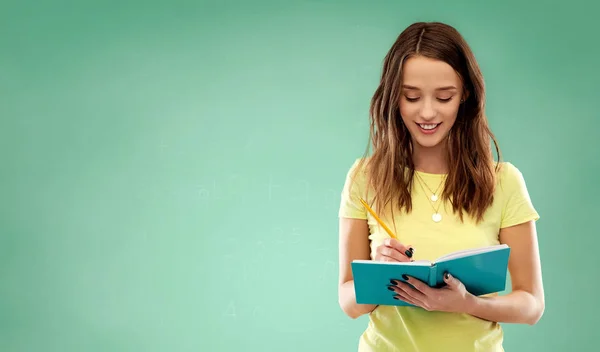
[351,244,510,307]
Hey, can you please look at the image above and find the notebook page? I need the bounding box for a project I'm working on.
[434,244,509,263]
[352,259,432,266]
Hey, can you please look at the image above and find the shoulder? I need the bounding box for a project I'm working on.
[494,161,536,208]
[495,161,528,191]
[341,157,370,194]
[494,161,540,226]
[339,157,371,218]
[344,157,369,180]
[497,161,521,180]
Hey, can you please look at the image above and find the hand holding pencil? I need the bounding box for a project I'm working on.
[359,198,414,262]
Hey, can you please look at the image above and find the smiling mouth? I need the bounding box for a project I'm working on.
[416,123,441,130]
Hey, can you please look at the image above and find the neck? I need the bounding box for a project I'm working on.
[412,143,448,174]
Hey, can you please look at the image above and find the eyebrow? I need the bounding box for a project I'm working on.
[402,85,457,91]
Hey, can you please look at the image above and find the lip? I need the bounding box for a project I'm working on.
[416,122,441,135]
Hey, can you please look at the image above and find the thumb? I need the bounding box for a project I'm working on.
[443,272,461,289]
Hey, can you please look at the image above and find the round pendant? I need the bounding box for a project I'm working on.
[431,194,438,202]
[432,213,442,222]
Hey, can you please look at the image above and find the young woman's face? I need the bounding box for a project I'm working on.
[399,55,466,150]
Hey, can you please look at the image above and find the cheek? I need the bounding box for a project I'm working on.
[399,105,418,121]
[440,104,460,121]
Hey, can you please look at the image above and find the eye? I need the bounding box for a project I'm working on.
[437,97,452,102]
[405,96,419,102]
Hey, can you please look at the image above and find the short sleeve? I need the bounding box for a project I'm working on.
[338,158,368,219]
[500,162,540,228]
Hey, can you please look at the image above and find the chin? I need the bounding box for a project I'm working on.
[413,138,444,149]
[410,131,449,149]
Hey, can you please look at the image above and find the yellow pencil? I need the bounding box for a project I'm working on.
[359,198,397,239]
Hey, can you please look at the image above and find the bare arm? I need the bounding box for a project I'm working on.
[338,217,377,319]
[465,220,545,325]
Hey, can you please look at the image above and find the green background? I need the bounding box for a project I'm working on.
[2,0,598,351]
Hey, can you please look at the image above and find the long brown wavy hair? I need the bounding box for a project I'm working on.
[355,21,501,224]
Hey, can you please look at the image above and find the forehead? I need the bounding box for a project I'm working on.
[401,56,462,89]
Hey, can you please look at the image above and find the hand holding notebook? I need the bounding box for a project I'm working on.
[352,244,511,308]
[354,198,510,310]
[388,271,475,314]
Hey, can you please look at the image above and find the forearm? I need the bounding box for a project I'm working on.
[465,290,544,325]
[338,280,377,319]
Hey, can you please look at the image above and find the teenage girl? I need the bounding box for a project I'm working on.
[338,21,544,352]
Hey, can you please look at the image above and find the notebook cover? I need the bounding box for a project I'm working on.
[351,246,510,307]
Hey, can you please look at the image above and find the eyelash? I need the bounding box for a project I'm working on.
[405,97,453,103]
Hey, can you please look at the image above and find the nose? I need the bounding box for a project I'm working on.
[419,99,437,121]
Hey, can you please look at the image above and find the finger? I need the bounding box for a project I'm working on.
[443,272,462,290]
[393,292,426,308]
[377,245,411,262]
[384,238,415,259]
[395,280,427,302]
[403,276,433,295]
[383,238,412,254]
[378,254,405,262]
[375,252,406,263]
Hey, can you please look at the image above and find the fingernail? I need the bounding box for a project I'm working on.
[389,279,397,285]
[404,250,413,258]
[387,285,395,291]
[402,274,409,280]
[393,296,399,300]
[409,247,414,252]
[444,272,450,280]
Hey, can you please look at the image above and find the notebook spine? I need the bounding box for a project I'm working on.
[428,264,437,287]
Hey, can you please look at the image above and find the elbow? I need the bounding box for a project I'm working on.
[338,280,374,319]
[338,282,361,319]
[338,297,361,319]
[346,310,361,320]
[526,298,545,326]
[527,311,543,325]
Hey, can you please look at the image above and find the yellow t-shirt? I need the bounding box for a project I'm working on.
[338,158,540,352]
